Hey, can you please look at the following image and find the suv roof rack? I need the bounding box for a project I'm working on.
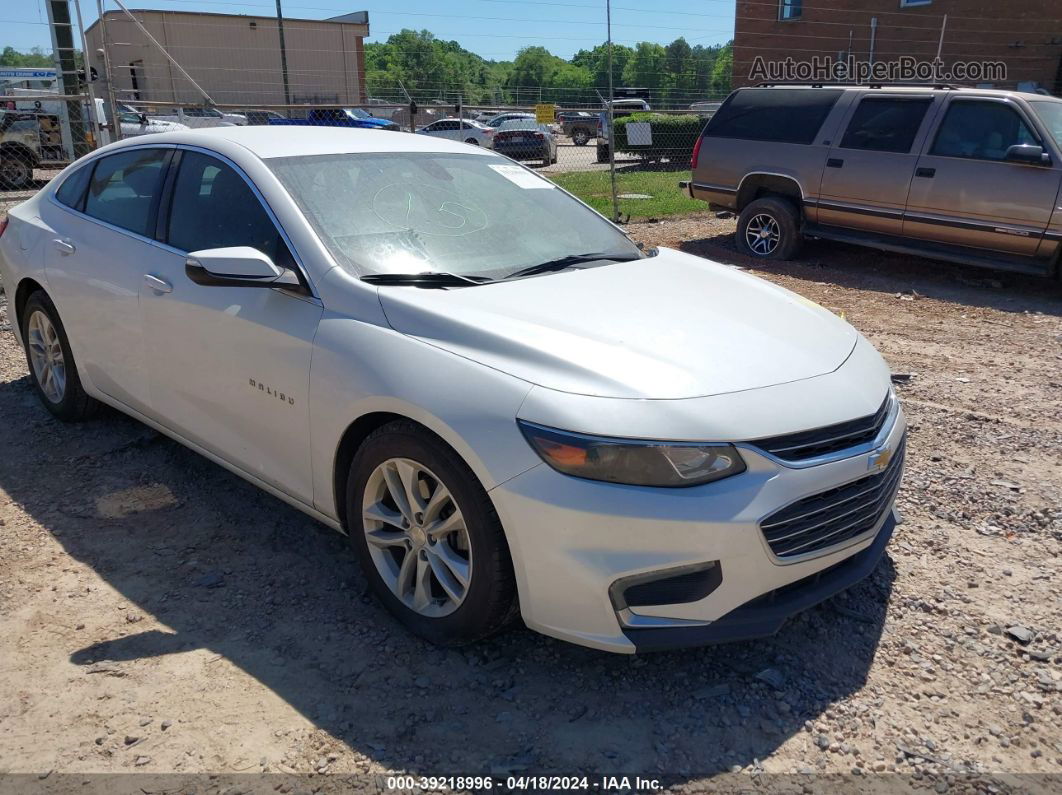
[755,82,965,90]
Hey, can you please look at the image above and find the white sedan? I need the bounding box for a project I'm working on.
[416,118,494,148]
[0,127,905,653]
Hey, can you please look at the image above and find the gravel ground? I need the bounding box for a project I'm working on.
[0,204,1059,791]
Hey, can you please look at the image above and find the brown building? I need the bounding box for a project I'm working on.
[84,9,370,107]
[733,1,1062,94]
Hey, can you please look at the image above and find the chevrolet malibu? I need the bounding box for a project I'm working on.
[0,128,906,653]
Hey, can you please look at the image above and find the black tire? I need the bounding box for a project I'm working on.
[572,129,590,146]
[464,137,479,146]
[596,144,609,164]
[20,291,99,421]
[0,150,34,189]
[542,147,551,168]
[735,196,803,261]
[346,420,518,646]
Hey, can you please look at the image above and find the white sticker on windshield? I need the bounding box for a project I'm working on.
[489,163,555,189]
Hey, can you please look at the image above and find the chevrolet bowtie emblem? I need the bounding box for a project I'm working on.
[868,446,893,472]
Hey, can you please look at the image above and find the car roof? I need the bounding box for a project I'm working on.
[92,125,499,160]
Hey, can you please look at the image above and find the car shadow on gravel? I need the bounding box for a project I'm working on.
[0,372,896,778]
[677,230,1062,318]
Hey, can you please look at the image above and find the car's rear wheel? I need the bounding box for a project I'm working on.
[572,129,590,146]
[20,291,99,421]
[735,196,802,261]
[464,137,479,146]
[347,420,518,645]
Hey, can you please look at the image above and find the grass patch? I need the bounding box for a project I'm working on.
[549,168,703,220]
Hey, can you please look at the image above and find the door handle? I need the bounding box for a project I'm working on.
[826,158,844,168]
[915,167,936,178]
[143,274,173,294]
[52,238,76,255]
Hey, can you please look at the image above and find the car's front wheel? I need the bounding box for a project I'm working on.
[735,196,803,260]
[347,420,518,645]
[464,137,479,146]
[20,291,99,421]
[572,129,590,146]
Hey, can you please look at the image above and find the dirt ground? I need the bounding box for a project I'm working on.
[0,205,1060,791]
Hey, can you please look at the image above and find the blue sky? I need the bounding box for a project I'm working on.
[4,0,736,61]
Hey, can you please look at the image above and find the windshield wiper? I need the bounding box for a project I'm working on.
[361,272,492,288]
[505,252,643,280]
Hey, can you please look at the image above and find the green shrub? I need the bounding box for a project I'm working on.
[613,113,704,162]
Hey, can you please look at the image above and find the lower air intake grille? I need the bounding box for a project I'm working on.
[760,437,905,559]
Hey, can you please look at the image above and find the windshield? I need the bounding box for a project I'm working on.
[347,108,371,119]
[1028,100,1062,148]
[267,152,638,279]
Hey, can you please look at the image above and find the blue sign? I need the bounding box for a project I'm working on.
[0,69,57,79]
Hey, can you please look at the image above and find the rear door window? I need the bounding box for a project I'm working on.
[703,88,842,144]
[839,97,933,153]
[83,148,168,236]
[930,100,1039,161]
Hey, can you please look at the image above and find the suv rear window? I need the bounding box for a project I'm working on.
[703,88,842,145]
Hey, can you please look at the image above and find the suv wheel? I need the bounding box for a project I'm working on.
[347,420,518,645]
[572,129,590,146]
[736,196,802,260]
[20,291,99,421]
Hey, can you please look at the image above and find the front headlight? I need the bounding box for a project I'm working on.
[517,421,746,488]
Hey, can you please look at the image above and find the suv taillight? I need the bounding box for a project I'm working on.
[691,135,704,170]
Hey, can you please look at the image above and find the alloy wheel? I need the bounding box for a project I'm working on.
[745,213,781,256]
[361,457,473,617]
[26,310,66,404]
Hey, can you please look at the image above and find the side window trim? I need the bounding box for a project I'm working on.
[165,144,316,297]
[928,97,1043,162]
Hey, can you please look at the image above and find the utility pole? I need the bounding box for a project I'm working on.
[276,0,291,106]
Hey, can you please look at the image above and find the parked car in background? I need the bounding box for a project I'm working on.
[417,118,494,147]
[0,126,905,653]
[493,120,557,166]
[485,112,535,129]
[237,109,286,126]
[558,111,595,146]
[268,107,401,131]
[687,84,1062,277]
[148,106,247,128]
[596,99,652,163]
[365,98,401,120]
[689,100,722,118]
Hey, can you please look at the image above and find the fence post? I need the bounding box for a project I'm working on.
[605,0,619,224]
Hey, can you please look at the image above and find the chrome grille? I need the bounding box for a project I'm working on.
[750,395,892,462]
[760,437,905,559]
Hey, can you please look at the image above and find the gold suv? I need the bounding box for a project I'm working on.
[687,84,1062,277]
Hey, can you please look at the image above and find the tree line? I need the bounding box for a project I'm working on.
[365,30,733,108]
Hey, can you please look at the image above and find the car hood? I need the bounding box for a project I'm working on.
[377,247,858,399]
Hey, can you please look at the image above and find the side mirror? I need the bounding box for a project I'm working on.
[139,113,149,125]
[1004,143,1050,165]
[185,246,302,290]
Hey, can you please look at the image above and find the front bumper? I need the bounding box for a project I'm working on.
[489,405,906,653]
